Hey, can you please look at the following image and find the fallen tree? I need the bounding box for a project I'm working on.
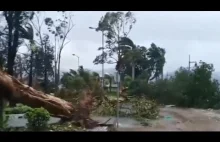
[0,70,100,128]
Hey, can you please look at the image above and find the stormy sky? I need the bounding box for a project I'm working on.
[19,11,220,74]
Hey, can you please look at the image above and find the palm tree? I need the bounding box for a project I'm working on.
[119,38,166,82]
[119,37,142,80]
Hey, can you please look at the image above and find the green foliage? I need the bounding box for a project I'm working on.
[123,75,132,87]
[0,112,9,131]
[122,42,166,81]
[24,107,50,131]
[5,104,32,114]
[61,68,100,92]
[130,97,159,119]
[93,97,159,120]
[129,61,220,109]
[128,79,150,97]
[93,101,116,116]
[60,67,105,102]
[93,12,136,72]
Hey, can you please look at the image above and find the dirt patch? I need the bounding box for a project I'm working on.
[117,107,220,131]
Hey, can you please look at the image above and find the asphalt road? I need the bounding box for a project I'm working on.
[117,107,220,131]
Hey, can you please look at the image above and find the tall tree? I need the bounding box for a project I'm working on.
[0,11,34,128]
[93,11,136,81]
[44,11,74,91]
[23,35,54,92]
[118,37,142,80]
[123,43,166,82]
[3,11,34,75]
[29,12,55,92]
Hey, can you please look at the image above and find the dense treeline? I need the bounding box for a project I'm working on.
[126,61,220,109]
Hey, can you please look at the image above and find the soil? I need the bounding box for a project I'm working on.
[116,107,220,131]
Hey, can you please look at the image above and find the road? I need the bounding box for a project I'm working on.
[117,107,220,131]
[8,106,220,131]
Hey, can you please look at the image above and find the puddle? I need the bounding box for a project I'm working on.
[164,115,173,121]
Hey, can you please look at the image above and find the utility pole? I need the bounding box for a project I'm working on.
[188,55,197,71]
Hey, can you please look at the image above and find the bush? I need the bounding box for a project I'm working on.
[0,112,9,131]
[128,79,150,97]
[130,97,159,119]
[25,107,50,131]
[5,104,32,114]
[130,61,220,109]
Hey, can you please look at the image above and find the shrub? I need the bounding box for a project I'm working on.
[25,107,50,131]
[128,79,150,97]
[131,61,220,109]
[130,97,159,119]
[5,104,32,114]
[0,112,9,131]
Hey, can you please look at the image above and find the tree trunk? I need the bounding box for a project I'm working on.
[57,53,61,89]
[131,63,135,80]
[7,12,22,107]
[19,57,23,81]
[44,46,48,93]
[54,60,58,92]
[28,50,33,87]
[109,78,112,93]
[0,97,3,129]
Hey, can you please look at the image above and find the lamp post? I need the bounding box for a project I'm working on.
[188,55,197,71]
[89,26,105,88]
[72,54,79,68]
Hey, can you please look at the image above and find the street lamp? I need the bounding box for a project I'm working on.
[72,54,79,68]
[188,55,197,71]
[89,26,105,88]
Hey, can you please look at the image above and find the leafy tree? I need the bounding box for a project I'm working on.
[44,11,74,91]
[0,11,35,128]
[23,35,54,92]
[61,67,99,92]
[27,12,55,92]
[119,37,142,80]
[185,61,219,108]
[123,43,166,82]
[137,61,220,109]
[3,11,34,76]
[93,11,136,75]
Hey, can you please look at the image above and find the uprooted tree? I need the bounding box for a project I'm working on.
[0,69,102,128]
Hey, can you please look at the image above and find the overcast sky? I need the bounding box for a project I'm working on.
[19,11,220,74]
